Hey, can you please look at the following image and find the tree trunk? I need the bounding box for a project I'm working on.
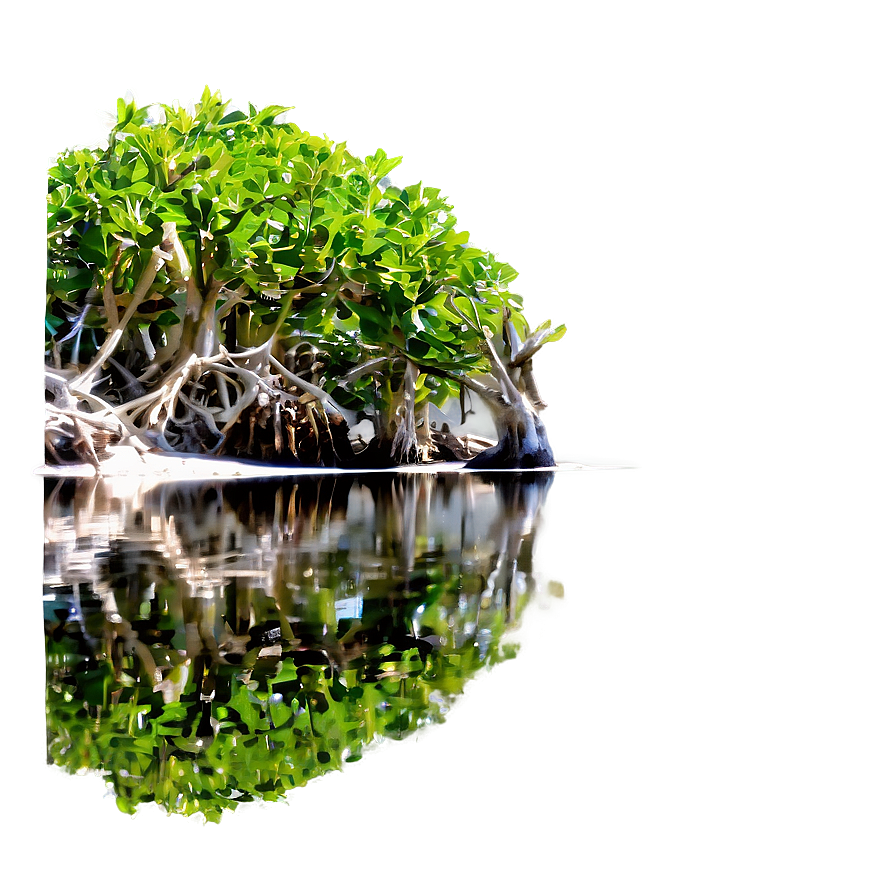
[464,404,554,469]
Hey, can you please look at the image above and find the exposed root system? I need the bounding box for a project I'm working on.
[45,92,566,473]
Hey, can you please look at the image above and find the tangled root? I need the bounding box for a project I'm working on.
[44,408,120,468]
[218,389,355,466]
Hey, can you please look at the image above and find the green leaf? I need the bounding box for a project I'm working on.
[228,688,263,734]
[64,268,93,294]
[78,225,107,266]
[344,300,392,332]
[267,697,293,728]
[219,110,248,125]
[271,659,298,684]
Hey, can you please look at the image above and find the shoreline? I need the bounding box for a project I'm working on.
[36,445,622,481]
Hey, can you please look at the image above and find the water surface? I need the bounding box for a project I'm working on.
[43,472,557,820]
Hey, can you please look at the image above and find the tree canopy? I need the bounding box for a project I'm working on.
[46,89,564,467]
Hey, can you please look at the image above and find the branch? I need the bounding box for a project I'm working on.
[177,394,225,446]
[214,284,251,321]
[268,355,357,425]
[507,324,565,368]
[102,278,119,330]
[519,360,547,411]
[445,295,479,331]
[45,405,124,435]
[337,356,391,386]
[163,155,205,191]
[415,362,508,409]
[503,307,522,362]
[45,369,76,408]
[161,222,203,320]
[207,363,260,432]
[70,250,167,391]
[481,335,523,405]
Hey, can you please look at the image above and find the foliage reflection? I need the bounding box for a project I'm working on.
[44,472,554,820]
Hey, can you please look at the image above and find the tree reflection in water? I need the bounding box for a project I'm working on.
[43,472,555,821]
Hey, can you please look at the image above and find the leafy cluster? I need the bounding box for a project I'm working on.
[46,604,519,822]
[43,473,551,820]
[46,90,564,460]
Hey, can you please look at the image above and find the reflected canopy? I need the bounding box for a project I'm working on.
[44,473,554,820]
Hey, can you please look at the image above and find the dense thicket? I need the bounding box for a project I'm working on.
[46,90,564,467]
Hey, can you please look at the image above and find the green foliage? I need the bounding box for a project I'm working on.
[43,473,554,819]
[46,629,517,823]
[46,89,562,430]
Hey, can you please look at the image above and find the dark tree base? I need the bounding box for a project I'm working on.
[218,399,357,467]
[464,414,555,469]
[349,434,459,468]
[464,438,554,469]
[350,436,413,468]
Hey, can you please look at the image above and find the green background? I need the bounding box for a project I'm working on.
[2,2,896,894]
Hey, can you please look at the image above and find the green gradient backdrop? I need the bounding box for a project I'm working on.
[6,3,895,895]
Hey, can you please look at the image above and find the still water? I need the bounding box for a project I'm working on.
[34,464,889,892]
[43,471,559,821]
